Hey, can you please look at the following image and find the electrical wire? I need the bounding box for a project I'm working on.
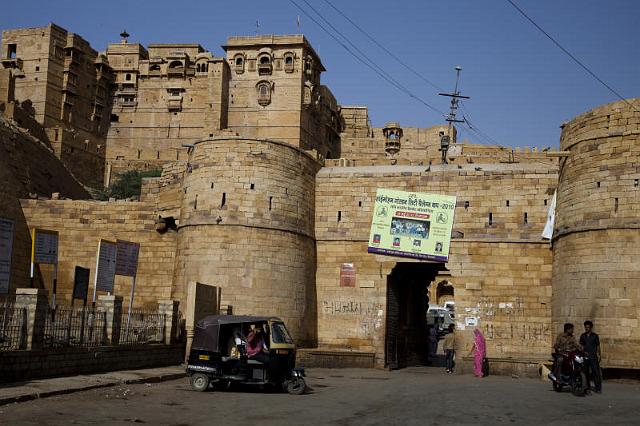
[322,0,444,92]
[291,0,558,163]
[288,0,447,118]
[318,0,504,150]
[505,0,639,113]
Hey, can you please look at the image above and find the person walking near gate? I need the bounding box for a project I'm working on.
[580,320,602,393]
[469,328,487,378]
[443,324,456,373]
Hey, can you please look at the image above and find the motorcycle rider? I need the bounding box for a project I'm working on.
[549,323,582,383]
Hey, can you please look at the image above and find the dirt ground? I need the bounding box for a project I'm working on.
[1,367,639,425]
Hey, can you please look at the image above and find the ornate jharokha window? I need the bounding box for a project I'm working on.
[257,54,272,75]
[256,81,272,106]
[284,52,295,73]
[234,54,244,74]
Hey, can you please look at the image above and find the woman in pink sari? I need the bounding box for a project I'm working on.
[471,328,487,377]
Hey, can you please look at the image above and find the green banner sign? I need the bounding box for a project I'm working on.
[367,189,456,262]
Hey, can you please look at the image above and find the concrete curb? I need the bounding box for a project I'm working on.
[0,371,186,406]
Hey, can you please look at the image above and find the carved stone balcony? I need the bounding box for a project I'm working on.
[167,95,182,111]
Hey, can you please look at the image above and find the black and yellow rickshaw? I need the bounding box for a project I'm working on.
[186,315,306,394]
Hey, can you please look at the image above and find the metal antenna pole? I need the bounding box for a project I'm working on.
[438,66,470,164]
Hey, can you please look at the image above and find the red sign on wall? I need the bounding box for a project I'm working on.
[340,263,356,287]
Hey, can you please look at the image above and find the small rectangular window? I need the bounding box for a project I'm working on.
[7,44,17,59]
[337,211,342,222]
[488,212,493,226]
[221,193,226,208]
[464,201,470,209]
[524,212,528,224]
[506,200,510,207]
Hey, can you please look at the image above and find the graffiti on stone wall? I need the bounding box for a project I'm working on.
[459,297,550,349]
[322,300,383,316]
[464,297,526,318]
[322,300,384,335]
[481,322,550,341]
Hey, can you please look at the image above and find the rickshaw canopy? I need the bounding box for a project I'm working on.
[191,315,281,353]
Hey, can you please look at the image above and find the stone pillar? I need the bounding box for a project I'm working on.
[97,295,123,345]
[158,300,180,344]
[14,288,48,350]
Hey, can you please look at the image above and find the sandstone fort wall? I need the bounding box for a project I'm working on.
[315,164,557,364]
[0,116,89,295]
[172,137,321,344]
[553,98,640,368]
[19,199,176,308]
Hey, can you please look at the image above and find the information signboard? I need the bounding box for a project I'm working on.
[0,218,14,294]
[367,189,456,262]
[95,239,117,293]
[340,263,356,287]
[32,229,59,265]
[115,240,140,277]
[72,266,90,301]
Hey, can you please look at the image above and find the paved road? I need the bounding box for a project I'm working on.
[1,367,639,425]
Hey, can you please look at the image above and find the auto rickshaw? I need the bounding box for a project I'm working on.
[186,315,306,394]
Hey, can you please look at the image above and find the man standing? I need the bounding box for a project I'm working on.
[442,324,456,373]
[580,320,602,393]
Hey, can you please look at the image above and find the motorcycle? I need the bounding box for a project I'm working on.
[550,351,588,396]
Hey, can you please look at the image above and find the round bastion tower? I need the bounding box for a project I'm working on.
[552,99,640,369]
[172,137,321,345]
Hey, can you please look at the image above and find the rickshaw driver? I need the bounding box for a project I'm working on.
[246,324,270,364]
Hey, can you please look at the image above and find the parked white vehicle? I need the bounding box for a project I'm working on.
[426,305,455,335]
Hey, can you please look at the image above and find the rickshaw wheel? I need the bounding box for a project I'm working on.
[190,373,210,392]
[286,377,306,395]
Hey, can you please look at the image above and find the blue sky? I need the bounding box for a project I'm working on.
[2,0,638,149]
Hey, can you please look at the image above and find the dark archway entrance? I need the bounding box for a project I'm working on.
[385,262,446,369]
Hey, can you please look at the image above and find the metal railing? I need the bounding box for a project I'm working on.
[42,306,107,348]
[0,302,27,351]
[119,309,166,345]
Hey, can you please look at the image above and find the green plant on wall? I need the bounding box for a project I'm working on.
[97,169,162,200]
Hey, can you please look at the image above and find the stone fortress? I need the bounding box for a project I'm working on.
[1,23,638,371]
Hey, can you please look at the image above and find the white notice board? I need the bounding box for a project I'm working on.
[32,229,59,265]
[115,240,140,277]
[95,239,117,293]
[0,218,14,294]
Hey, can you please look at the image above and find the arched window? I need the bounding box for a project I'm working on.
[234,55,245,74]
[256,81,272,106]
[125,73,131,81]
[196,63,201,72]
[258,54,272,75]
[284,53,295,73]
[168,60,183,69]
[149,64,161,72]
